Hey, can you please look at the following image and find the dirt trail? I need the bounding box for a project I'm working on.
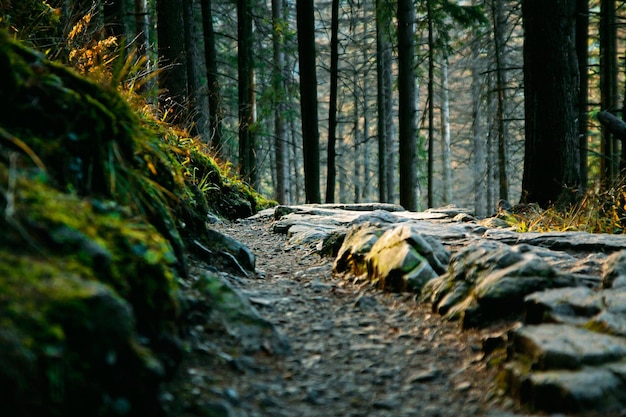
[164,216,538,417]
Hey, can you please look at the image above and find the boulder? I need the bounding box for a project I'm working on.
[422,241,593,327]
[334,223,388,277]
[504,324,626,414]
[364,225,450,292]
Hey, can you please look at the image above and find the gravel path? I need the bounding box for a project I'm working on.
[164,216,541,417]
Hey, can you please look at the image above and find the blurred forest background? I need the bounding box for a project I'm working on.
[2,0,625,218]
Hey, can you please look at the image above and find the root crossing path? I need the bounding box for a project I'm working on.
[165,215,538,417]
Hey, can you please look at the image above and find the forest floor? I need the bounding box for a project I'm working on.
[163,215,546,417]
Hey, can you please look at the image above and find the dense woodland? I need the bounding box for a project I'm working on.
[4,0,626,216]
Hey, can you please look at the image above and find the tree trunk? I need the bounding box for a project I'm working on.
[600,0,618,183]
[183,0,203,137]
[598,111,626,140]
[200,0,225,153]
[296,0,321,203]
[237,0,256,185]
[440,54,451,204]
[427,0,435,208]
[272,0,289,204]
[471,20,487,218]
[521,0,581,207]
[398,0,418,211]
[491,0,509,201]
[576,0,589,189]
[326,0,339,203]
[156,0,188,124]
[376,0,394,203]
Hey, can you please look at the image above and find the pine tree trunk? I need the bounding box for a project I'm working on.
[326,0,339,203]
[398,0,418,211]
[427,0,435,208]
[237,0,256,185]
[521,0,581,207]
[491,0,509,201]
[156,0,188,124]
[576,0,589,189]
[296,0,321,203]
[200,0,225,152]
[272,0,289,204]
[600,0,618,183]
[472,27,487,218]
[440,54,451,205]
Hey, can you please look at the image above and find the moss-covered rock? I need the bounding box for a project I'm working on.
[0,29,275,416]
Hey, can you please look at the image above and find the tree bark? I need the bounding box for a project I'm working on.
[521,0,581,207]
[272,0,289,204]
[472,29,487,218]
[237,0,256,185]
[156,0,188,124]
[598,111,626,141]
[491,0,509,201]
[600,0,618,183]
[296,0,321,203]
[440,54,451,204]
[326,0,339,203]
[427,0,435,208]
[576,0,589,189]
[200,0,225,153]
[398,0,418,211]
[376,0,394,203]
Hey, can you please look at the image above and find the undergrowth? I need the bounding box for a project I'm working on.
[504,182,626,234]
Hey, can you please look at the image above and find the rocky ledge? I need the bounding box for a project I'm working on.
[256,203,626,415]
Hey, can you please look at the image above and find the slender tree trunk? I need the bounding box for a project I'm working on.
[398,0,418,211]
[156,0,187,124]
[237,0,256,185]
[272,0,289,203]
[353,73,361,203]
[183,0,201,136]
[440,54,451,204]
[200,0,225,153]
[427,0,435,208]
[600,0,618,183]
[296,0,321,203]
[289,116,301,203]
[521,0,581,207]
[376,0,394,203]
[471,29,487,218]
[576,0,589,189]
[326,0,339,203]
[491,0,509,201]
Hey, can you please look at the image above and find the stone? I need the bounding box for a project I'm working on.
[333,223,388,276]
[485,229,626,252]
[603,250,626,289]
[524,287,602,325]
[421,241,585,327]
[510,367,626,414]
[205,228,256,272]
[509,324,626,370]
[194,273,291,356]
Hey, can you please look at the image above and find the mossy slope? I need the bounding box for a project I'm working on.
[0,31,269,416]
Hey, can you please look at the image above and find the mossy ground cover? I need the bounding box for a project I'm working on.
[0,31,273,416]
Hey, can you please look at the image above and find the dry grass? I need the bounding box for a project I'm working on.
[505,182,626,234]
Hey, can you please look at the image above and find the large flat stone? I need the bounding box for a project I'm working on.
[512,367,626,414]
[511,324,626,370]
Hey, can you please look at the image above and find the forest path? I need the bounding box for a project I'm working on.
[164,215,538,417]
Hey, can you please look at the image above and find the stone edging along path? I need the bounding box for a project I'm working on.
[255,203,626,415]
